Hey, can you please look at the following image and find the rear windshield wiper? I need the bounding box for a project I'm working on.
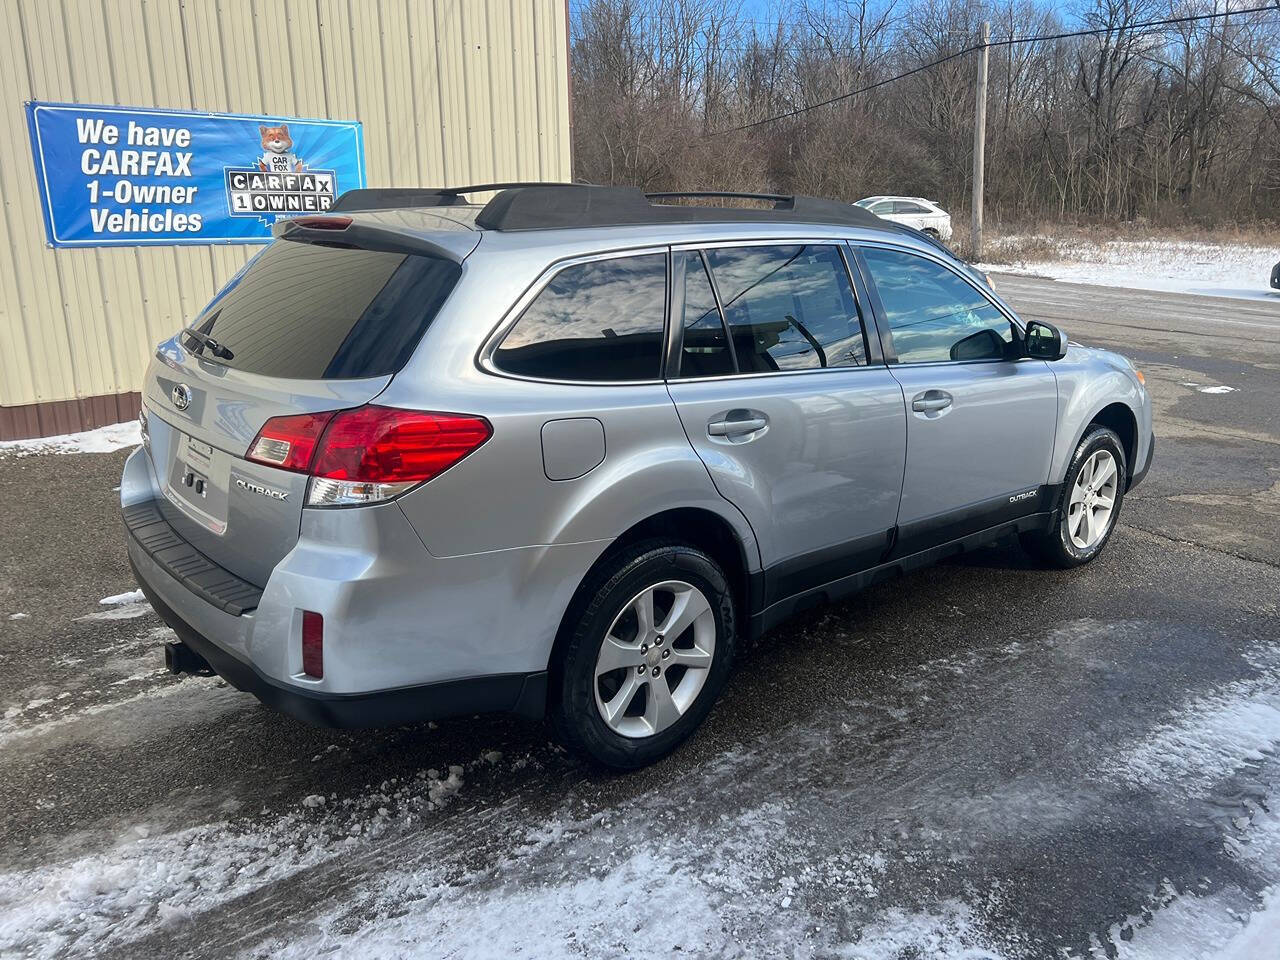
[182,327,234,360]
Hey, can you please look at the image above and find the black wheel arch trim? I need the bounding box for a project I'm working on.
[1061,403,1145,485]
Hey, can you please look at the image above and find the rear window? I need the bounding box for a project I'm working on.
[182,238,461,379]
[704,244,866,373]
[491,254,667,382]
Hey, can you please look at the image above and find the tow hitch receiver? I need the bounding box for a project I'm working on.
[164,640,214,677]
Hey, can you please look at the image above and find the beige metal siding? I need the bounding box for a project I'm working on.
[0,0,570,421]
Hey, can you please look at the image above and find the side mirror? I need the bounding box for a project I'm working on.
[950,327,1007,361]
[1025,320,1068,360]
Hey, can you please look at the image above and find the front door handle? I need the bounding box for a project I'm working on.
[708,409,769,440]
[911,390,953,413]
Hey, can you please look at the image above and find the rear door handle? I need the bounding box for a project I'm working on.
[708,410,769,439]
[911,391,953,413]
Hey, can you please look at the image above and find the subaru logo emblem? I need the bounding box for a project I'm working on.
[171,384,192,411]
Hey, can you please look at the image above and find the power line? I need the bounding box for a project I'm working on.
[722,2,1280,133]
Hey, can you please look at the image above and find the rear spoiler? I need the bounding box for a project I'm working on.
[271,215,476,263]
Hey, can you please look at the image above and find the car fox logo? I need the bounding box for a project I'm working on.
[258,123,304,174]
[235,476,289,501]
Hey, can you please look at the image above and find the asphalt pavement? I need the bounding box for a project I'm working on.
[1,276,1278,959]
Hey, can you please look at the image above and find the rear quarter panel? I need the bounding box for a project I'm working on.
[390,376,759,563]
[377,237,761,566]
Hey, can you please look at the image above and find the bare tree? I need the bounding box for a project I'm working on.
[569,0,1280,222]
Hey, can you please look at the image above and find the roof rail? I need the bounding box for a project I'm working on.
[474,184,886,232]
[330,182,581,213]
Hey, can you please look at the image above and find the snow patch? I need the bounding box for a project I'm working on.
[1101,683,1280,797]
[837,901,1010,958]
[1196,385,1237,394]
[76,590,152,622]
[1095,881,1280,960]
[1219,885,1280,960]
[0,421,141,457]
[0,678,243,751]
[0,753,484,959]
[979,238,1280,302]
[7,613,28,621]
[0,813,344,958]
[264,850,726,960]
[75,602,152,622]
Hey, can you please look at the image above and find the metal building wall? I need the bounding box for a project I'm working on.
[0,0,571,440]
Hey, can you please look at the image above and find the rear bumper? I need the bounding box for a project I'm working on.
[119,444,595,728]
[131,554,546,727]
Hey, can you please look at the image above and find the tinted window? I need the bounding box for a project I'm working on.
[893,201,930,214]
[704,245,866,373]
[676,252,735,378]
[869,201,893,214]
[861,247,1013,363]
[493,254,667,381]
[183,238,460,379]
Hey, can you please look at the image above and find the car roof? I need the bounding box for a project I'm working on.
[300,184,963,273]
[331,183,898,235]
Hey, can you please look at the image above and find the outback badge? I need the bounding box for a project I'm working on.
[234,476,290,502]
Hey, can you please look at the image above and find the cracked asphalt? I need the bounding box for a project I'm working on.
[1,276,1278,959]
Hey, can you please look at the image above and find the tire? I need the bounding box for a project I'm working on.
[922,228,940,238]
[551,540,736,769]
[1021,425,1127,568]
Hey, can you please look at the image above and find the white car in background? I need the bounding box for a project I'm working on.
[855,196,953,242]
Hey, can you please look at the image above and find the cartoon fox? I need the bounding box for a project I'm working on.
[257,123,304,173]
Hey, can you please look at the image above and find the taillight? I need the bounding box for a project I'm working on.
[245,406,491,507]
[247,412,335,472]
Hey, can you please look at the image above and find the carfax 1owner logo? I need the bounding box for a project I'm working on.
[25,102,365,247]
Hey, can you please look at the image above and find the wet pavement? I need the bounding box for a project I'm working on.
[1,277,1278,958]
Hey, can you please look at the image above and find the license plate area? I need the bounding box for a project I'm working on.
[165,433,229,534]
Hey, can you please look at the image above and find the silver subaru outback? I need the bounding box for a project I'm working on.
[122,184,1153,768]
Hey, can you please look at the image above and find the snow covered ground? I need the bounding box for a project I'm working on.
[978,238,1279,302]
[0,421,141,457]
[3,606,1279,959]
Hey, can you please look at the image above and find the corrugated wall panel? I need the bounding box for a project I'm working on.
[0,0,570,437]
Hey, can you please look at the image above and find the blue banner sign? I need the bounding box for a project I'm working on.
[26,101,365,247]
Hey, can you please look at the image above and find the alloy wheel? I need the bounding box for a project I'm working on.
[592,580,716,739]
[1067,449,1119,549]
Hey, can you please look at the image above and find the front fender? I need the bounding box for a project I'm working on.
[1049,347,1150,483]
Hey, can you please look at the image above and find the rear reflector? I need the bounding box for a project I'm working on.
[246,406,492,507]
[302,611,323,678]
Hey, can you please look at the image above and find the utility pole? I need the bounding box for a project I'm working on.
[971,21,990,261]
